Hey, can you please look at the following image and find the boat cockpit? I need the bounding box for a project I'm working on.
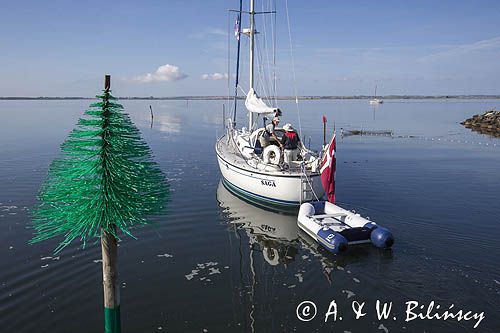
[233,127,319,172]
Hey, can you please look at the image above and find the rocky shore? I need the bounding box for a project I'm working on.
[461,110,500,137]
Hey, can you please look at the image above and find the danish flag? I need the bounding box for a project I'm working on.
[320,133,336,203]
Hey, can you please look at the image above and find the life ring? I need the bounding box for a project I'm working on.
[263,145,281,165]
[263,247,280,266]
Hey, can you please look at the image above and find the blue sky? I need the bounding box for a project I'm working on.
[1,0,500,96]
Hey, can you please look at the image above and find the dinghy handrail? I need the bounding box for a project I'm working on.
[311,213,348,219]
[319,221,344,226]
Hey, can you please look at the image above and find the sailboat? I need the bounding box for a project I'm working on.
[215,0,326,207]
[369,85,384,104]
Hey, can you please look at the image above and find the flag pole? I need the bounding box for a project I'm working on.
[322,115,327,146]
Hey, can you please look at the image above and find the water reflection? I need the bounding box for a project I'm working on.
[464,126,500,138]
[152,113,182,133]
[216,180,361,277]
[217,180,298,267]
[216,180,383,331]
[217,179,393,280]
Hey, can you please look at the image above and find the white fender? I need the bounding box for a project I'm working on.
[263,145,281,165]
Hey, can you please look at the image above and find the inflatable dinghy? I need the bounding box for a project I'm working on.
[298,201,394,254]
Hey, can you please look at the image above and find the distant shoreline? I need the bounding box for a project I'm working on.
[1,95,500,101]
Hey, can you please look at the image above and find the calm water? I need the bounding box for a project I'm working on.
[0,99,499,332]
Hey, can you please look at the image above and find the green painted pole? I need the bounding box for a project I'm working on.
[101,75,121,333]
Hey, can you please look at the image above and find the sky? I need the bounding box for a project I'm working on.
[1,0,500,97]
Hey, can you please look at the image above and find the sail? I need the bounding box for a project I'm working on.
[245,88,278,114]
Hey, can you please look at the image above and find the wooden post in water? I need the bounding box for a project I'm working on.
[102,226,120,333]
[101,74,121,333]
[105,74,111,91]
[149,105,154,129]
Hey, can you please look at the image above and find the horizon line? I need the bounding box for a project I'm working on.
[1,94,500,101]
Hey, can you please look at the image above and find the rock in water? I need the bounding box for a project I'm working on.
[462,110,500,137]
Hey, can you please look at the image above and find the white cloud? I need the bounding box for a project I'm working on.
[201,73,230,80]
[206,28,228,37]
[417,36,500,63]
[133,64,188,83]
[189,27,228,39]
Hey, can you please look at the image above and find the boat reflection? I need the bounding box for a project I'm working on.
[217,180,299,266]
[216,180,387,331]
[217,180,360,273]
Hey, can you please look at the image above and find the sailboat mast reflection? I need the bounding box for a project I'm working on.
[217,180,356,330]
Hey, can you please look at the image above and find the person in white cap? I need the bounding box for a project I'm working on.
[260,116,283,148]
[280,123,301,165]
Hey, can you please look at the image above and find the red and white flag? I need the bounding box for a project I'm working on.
[320,133,336,203]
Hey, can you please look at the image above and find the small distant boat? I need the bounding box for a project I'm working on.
[298,201,394,254]
[369,85,384,104]
[369,98,383,105]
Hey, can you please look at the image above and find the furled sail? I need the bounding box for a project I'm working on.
[245,88,278,114]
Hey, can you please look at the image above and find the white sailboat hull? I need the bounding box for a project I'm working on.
[216,136,325,207]
[369,99,383,104]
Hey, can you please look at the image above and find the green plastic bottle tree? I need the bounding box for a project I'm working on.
[32,75,169,333]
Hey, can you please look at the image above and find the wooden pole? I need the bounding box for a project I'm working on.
[149,105,154,129]
[101,74,121,333]
[105,75,111,91]
[102,227,120,333]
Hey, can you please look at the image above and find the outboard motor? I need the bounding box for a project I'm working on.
[310,201,326,215]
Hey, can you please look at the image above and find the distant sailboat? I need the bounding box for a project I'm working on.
[369,85,383,104]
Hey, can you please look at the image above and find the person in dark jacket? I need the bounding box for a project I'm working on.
[260,116,282,148]
[281,123,301,164]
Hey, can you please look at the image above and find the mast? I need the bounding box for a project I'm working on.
[232,0,243,126]
[374,85,377,98]
[248,0,255,131]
